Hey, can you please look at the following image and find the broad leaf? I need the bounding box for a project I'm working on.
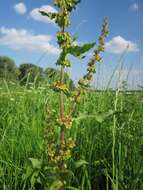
[94,109,116,123]
[66,43,95,58]
[39,10,50,17]
[75,160,88,169]
[29,158,42,169]
[49,180,63,190]
[39,11,57,20]
[74,110,118,124]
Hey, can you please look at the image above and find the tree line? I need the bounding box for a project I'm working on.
[0,56,75,89]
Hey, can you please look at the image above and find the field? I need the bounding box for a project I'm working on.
[1,0,143,189]
[0,81,143,190]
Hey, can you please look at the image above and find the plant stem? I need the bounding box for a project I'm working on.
[59,66,65,189]
[59,5,65,169]
[60,66,65,118]
[112,88,119,190]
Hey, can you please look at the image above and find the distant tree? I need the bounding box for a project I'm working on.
[0,56,19,80]
[44,67,75,90]
[18,63,43,85]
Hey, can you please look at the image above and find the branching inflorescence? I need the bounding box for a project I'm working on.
[73,17,109,106]
[40,0,108,188]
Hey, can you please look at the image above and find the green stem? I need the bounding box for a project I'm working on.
[112,88,119,189]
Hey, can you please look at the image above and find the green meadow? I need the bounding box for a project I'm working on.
[0,81,143,190]
[0,0,143,189]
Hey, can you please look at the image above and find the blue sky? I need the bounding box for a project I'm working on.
[0,0,143,89]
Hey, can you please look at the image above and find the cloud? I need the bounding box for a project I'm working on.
[14,2,27,15]
[0,27,60,55]
[105,36,139,54]
[130,2,139,11]
[30,5,57,24]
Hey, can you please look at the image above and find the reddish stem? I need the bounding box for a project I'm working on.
[59,66,65,173]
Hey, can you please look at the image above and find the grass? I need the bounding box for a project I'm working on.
[0,81,143,190]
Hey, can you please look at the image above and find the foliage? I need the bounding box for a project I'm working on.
[39,0,108,189]
[4,1,143,190]
[18,63,44,85]
[0,56,19,81]
[0,0,142,186]
[0,58,75,89]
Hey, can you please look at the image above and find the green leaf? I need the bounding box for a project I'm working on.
[75,160,88,169]
[74,109,118,124]
[40,11,52,17]
[39,11,57,20]
[49,180,63,190]
[66,43,95,58]
[94,109,115,123]
[39,10,50,17]
[29,158,42,169]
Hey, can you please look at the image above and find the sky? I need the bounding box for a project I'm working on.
[0,0,143,89]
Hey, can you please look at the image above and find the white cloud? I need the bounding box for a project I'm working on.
[14,2,27,15]
[0,27,60,55]
[130,2,139,11]
[105,36,139,54]
[30,5,57,24]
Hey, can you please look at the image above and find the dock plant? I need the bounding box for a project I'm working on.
[39,0,108,189]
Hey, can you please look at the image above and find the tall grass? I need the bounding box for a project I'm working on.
[0,81,143,189]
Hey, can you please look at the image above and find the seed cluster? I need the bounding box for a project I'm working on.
[56,32,73,67]
[44,107,75,165]
[57,115,73,129]
[52,81,69,95]
[40,0,81,28]
[57,32,73,48]
[54,0,81,12]
[70,18,109,106]
[78,17,109,89]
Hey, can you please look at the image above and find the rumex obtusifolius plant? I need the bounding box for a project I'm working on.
[40,0,108,189]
